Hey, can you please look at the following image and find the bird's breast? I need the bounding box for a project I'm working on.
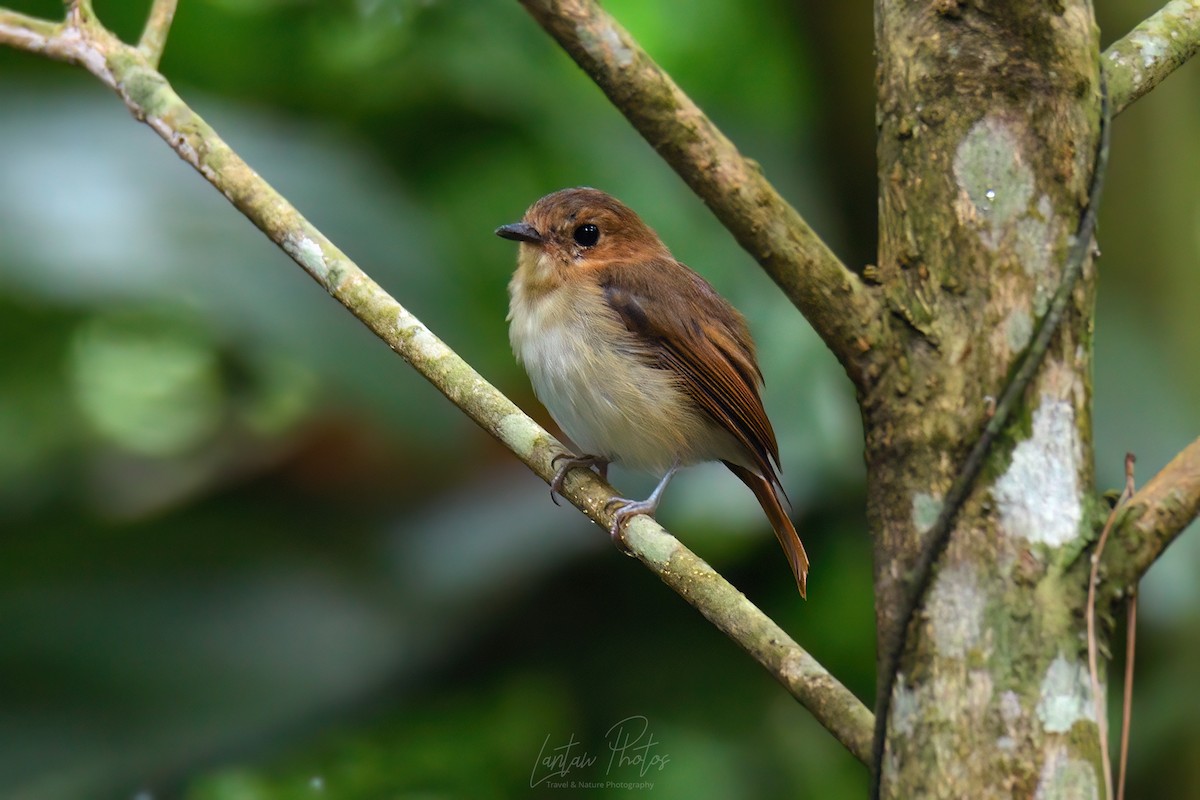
[508,279,745,475]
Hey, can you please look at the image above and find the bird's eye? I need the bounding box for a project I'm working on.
[572,223,600,247]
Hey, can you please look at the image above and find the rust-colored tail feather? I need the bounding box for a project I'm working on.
[724,462,809,598]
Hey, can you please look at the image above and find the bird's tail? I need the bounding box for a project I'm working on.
[724,462,810,598]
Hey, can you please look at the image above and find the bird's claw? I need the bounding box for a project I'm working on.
[549,453,608,505]
[601,463,677,556]
[605,496,654,556]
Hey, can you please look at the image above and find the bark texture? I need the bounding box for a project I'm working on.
[872,1,1106,796]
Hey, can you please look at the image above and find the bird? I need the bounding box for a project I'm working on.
[496,187,809,597]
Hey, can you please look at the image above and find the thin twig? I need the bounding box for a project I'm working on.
[138,0,178,68]
[515,0,883,386]
[1117,590,1137,800]
[1087,454,1136,800]
[0,11,876,763]
[1104,0,1200,115]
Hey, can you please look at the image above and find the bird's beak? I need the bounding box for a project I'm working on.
[495,222,543,244]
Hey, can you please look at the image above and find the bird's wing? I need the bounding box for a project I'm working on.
[597,259,781,480]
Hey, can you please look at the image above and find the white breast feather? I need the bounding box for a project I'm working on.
[509,277,746,476]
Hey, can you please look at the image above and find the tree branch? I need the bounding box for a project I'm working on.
[0,6,874,763]
[1105,0,1200,115]
[1104,436,1200,588]
[623,517,874,763]
[0,9,60,50]
[138,0,177,68]
[516,0,884,387]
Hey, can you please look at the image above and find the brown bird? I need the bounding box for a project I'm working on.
[496,187,809,596]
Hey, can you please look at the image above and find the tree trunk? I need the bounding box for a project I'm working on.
[872,1,1106,796]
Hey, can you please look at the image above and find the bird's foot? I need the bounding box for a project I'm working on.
[603,463,678,555]
[603,495,657,555]
[549,453,609,505]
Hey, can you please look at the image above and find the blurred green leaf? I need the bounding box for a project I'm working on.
[70,311,223,457]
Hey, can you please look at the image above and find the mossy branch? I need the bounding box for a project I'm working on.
[1105,0,1200,115]
[0,5,874,763]
[516,0,884,388]
[1104,437,1200,589]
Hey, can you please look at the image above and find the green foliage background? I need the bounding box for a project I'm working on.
[0,1,1196,798]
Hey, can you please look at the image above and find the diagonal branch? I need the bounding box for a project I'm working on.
[516,0,884,387]
[1103,436,1200,588]
[0,6,875,763]
[1105,0,1200,115]
[623,515,874,762]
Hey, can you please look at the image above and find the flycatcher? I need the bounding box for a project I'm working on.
[497,187,809,596]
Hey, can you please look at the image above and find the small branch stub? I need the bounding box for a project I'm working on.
[1105,436,1200,587]
[138,0,178,67]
